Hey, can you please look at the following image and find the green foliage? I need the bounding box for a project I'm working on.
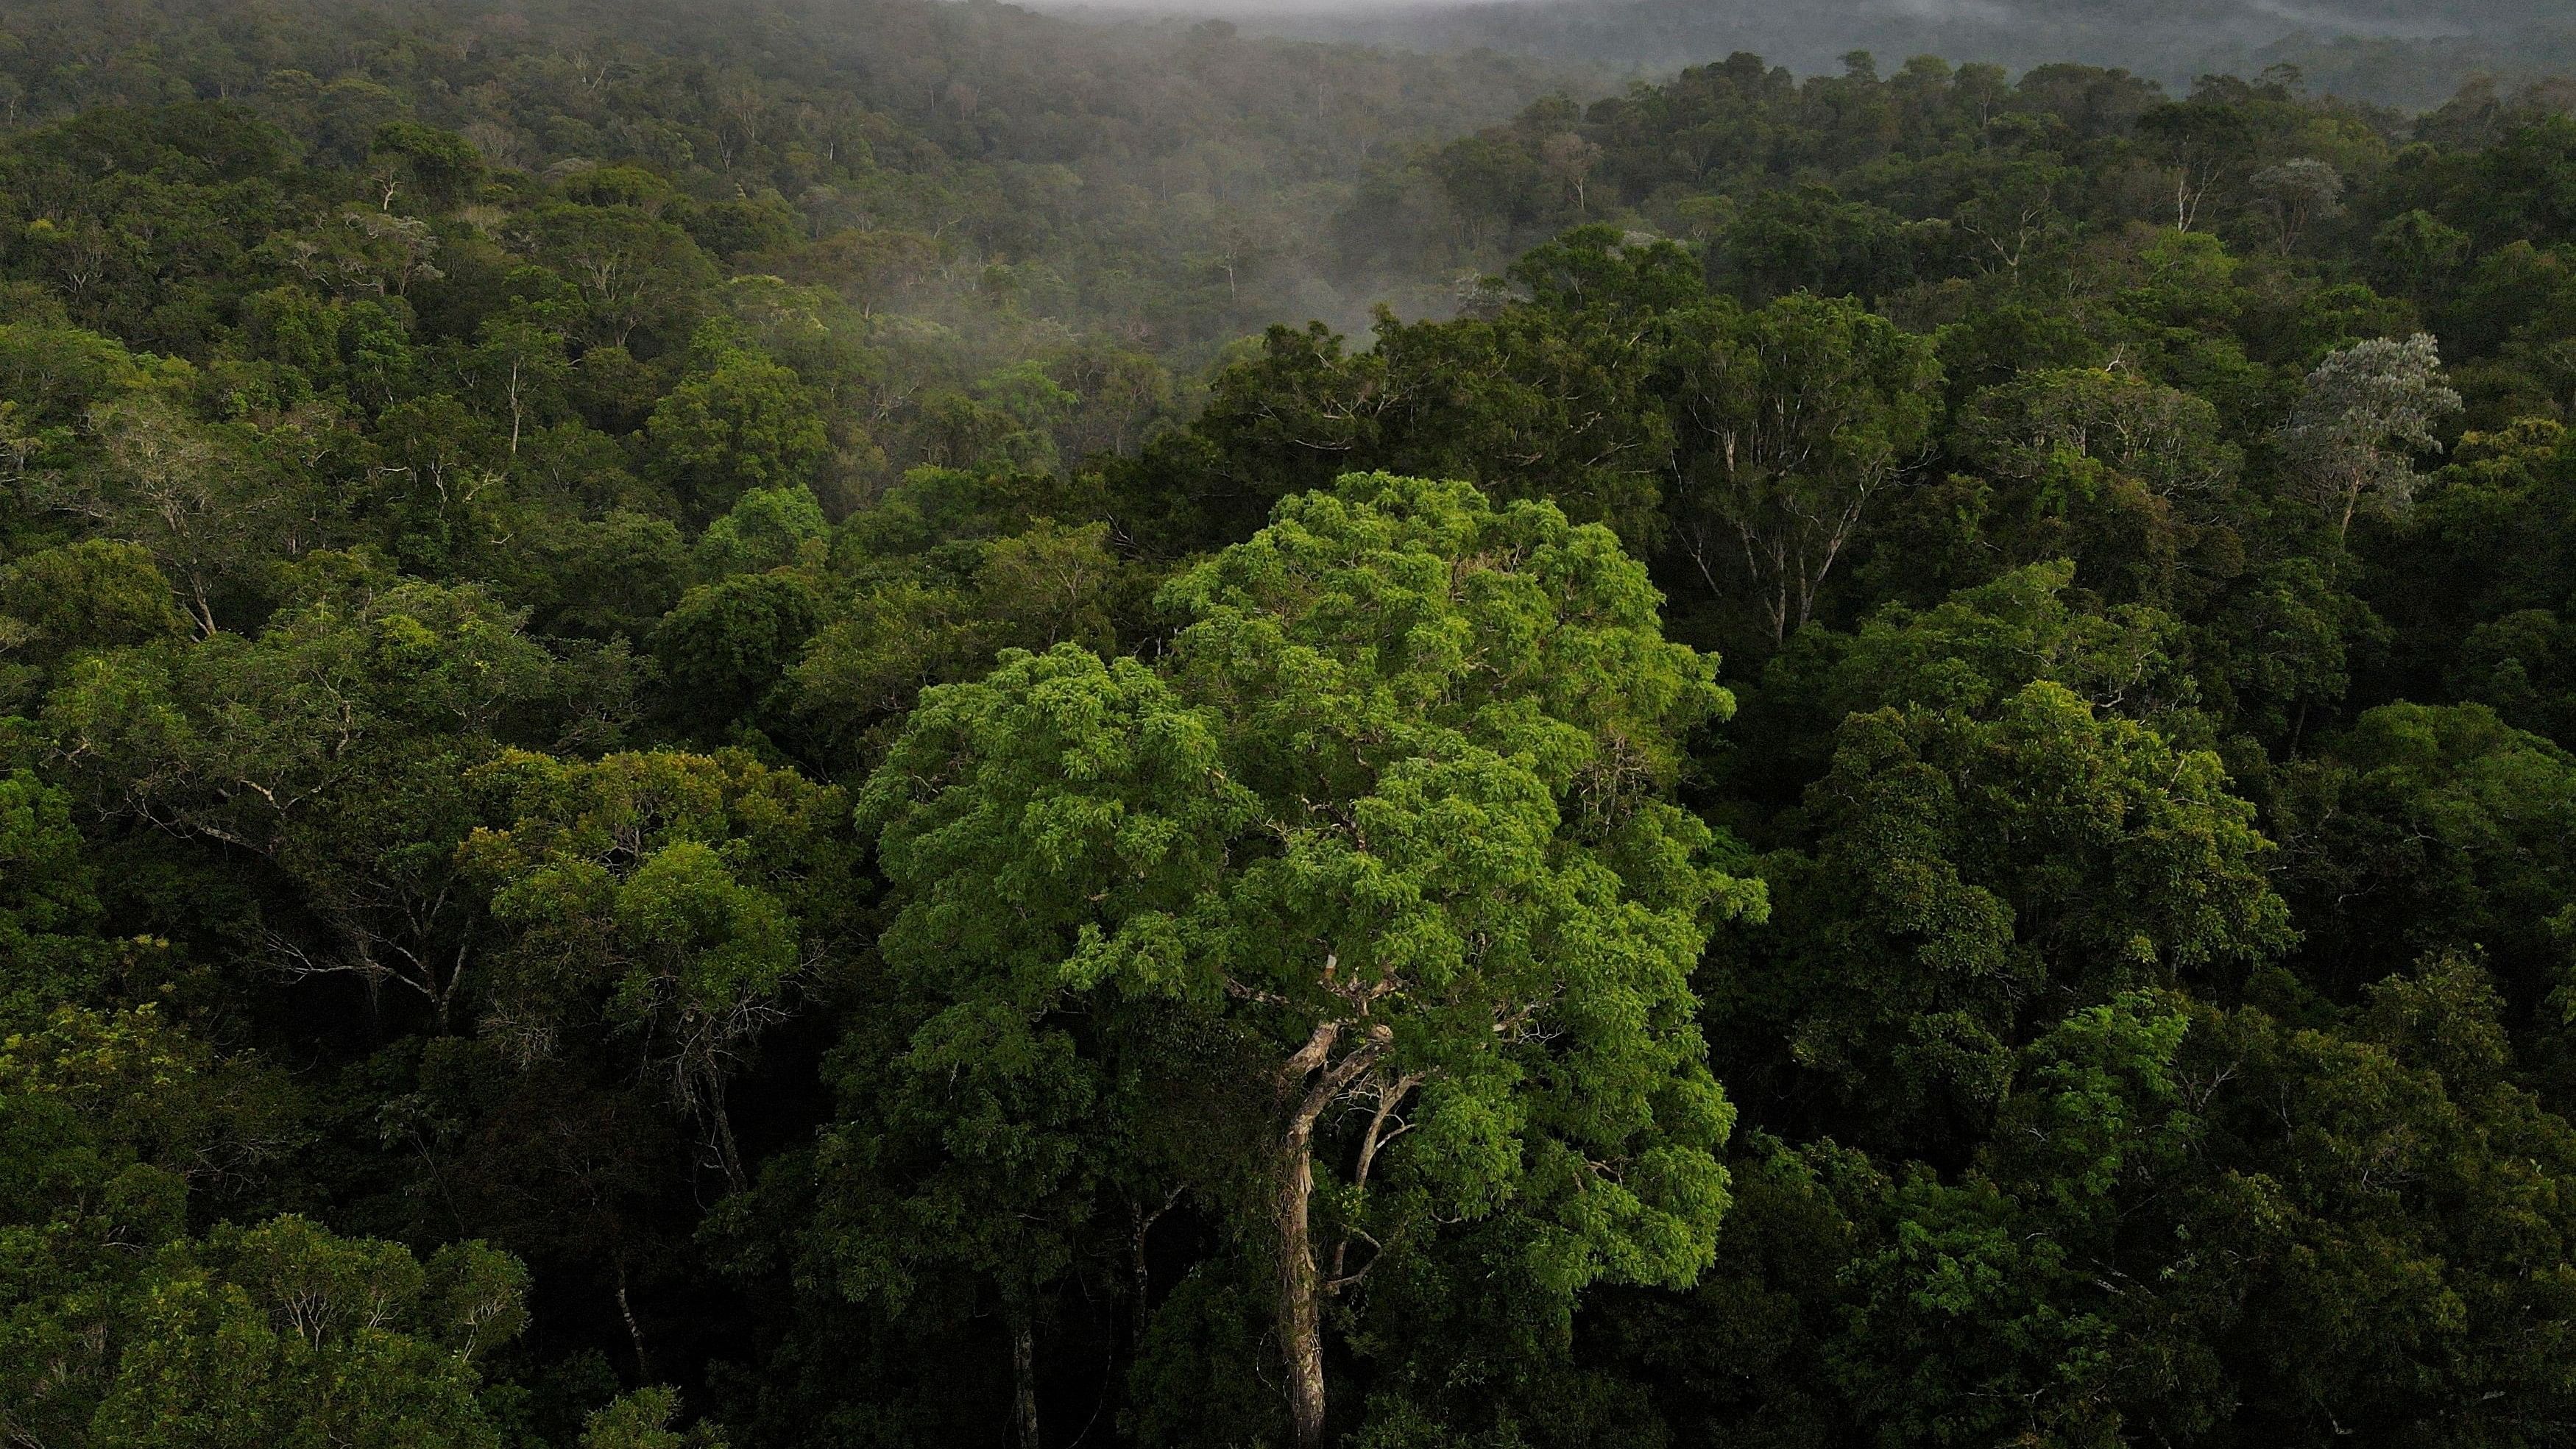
[88,1216,526,1449]
[0,539,188,668]
[463,747,856,1187]
[0,767,104,993]
[2274,702,2576,1005]
[7,6,2576,1445]
[369,122,486,213]
[852,472,1761,1439]
[651,571,823,734]
[692,486,827,580]
[1716,653,2288,1145]
[645,344,829,526]
[39,574,605,1028]
[578,1386,728,1449]
[1666,291,1944,640]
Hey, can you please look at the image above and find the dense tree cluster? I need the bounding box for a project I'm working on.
[9,1,2576,1445]
[0,0,1575,380]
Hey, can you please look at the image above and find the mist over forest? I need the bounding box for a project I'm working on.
[8,0,2576,1446]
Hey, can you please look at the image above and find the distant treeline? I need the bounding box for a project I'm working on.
[1231,0,2576,112]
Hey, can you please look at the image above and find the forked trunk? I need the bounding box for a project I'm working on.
[1272,1016,1385,1449]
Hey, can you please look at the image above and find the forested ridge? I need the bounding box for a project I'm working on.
[1236,0,2576,113]
[8,1,2576,1445]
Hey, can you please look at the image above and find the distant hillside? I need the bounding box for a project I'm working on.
[1069,0,2576,109]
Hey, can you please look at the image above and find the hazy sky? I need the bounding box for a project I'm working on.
[1033,0,1494,14]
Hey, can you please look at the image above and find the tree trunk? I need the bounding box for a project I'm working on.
[706,1070,749,1195]
[506,359,525,456]
[615,1260,651,1381]
[1273,1018,1384,1449]
[1009,1303,1042,1449]
[1130,1190,1178,1357]
[1276,1116,1328,1449]
[1130,1221,1153,1356]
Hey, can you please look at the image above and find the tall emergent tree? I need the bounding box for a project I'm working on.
[854,473,1764,1447]
[2276,333,2463,545]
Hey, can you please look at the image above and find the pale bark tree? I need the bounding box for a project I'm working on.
[2276,333,2462,545]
